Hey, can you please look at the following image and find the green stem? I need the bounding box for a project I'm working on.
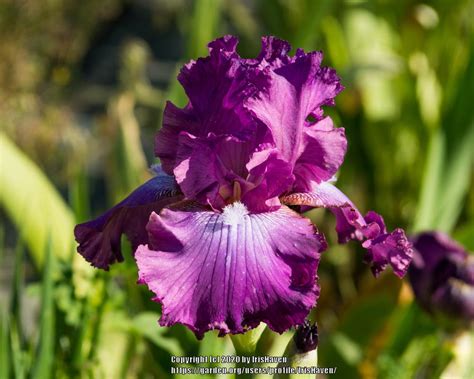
[230,324,266,379]
[230,324,266,356]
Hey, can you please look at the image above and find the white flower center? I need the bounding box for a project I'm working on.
[222,202,249,226]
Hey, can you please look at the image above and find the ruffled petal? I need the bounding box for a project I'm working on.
[155,36,268,174]
[172,132,252,208]
[246,51,344,167]
[242,148,295,212]
[135,203,326,338]
[154,102,199,174]
[281,181,413,277]
[293,117,347,191]
[74,170,182,269]
[172,132,294,212]
[256,36,291,65]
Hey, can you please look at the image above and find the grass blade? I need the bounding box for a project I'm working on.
[31,237,55,379]
[10,321,25,379]
[0,313,10,379]
[413,131,445,232]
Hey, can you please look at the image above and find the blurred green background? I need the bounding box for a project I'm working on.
[1,0,473,378]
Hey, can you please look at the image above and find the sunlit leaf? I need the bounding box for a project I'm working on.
[0,313,10,379]
[413,131,445,231]
[0,133,75,267]
[187,0,222,59]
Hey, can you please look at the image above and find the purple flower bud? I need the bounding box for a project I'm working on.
[294,320,319,353]
[409,232,474,323]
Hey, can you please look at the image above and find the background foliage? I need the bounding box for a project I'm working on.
[1,0,473,378]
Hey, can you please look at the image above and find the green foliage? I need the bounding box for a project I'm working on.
[0,133,75,267]
[31,239,55,379]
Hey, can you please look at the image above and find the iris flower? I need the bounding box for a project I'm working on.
[75,36,413,339]
[409,232,474,323]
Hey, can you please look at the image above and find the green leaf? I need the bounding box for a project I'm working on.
[108,93,149,201]
[10,321,26,379]
[31,238,56,379]
[292,0,332,50]
[436,123,474,231]
[414,34,474,233]
[0,133,75,267]
[132,312,183,357]
[0,313,10,379]
[187,0,222,59]
[10,241,25,344]
[68,165,90,222]
[413,131,445,232]
[454,221,474,250]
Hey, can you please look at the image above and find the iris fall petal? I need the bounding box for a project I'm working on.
[281,181,413,277]
[135,203,326,338]
[74,171,181,269]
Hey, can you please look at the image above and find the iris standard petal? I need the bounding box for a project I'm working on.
[281,181,413,277]
[135,203,326,338]
[171,131,295,212]
[155,36,345,210]
[173,132,252,208]
[246,50,344,167]
[256,36,291,65]
[155,37,268,175]
[293,117,347,191]
[74,171,182,269]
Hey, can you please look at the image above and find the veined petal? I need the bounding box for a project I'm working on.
[74,170,182,269]
[281,181,413,277]
[135,203,326,338]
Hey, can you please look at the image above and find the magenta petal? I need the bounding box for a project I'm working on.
[135,204,326,338]
[155,37,266,173]
[74,171,181,269]
[154,102,199,174]
[243,148,294,212]
[257,36,291,64]
[293,117,347,190]
[173,132,294,212]
[362,227,413,278]
[281,182,413,277]
[246,51,344,166]
[173,132,252,208]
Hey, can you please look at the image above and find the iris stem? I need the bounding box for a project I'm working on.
[230,324,266,356]
[230,324,266,379]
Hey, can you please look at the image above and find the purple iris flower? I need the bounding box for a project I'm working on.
[409,232,474,323]
[74,36,413,338]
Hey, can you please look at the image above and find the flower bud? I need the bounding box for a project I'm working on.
[409,232,474,324]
